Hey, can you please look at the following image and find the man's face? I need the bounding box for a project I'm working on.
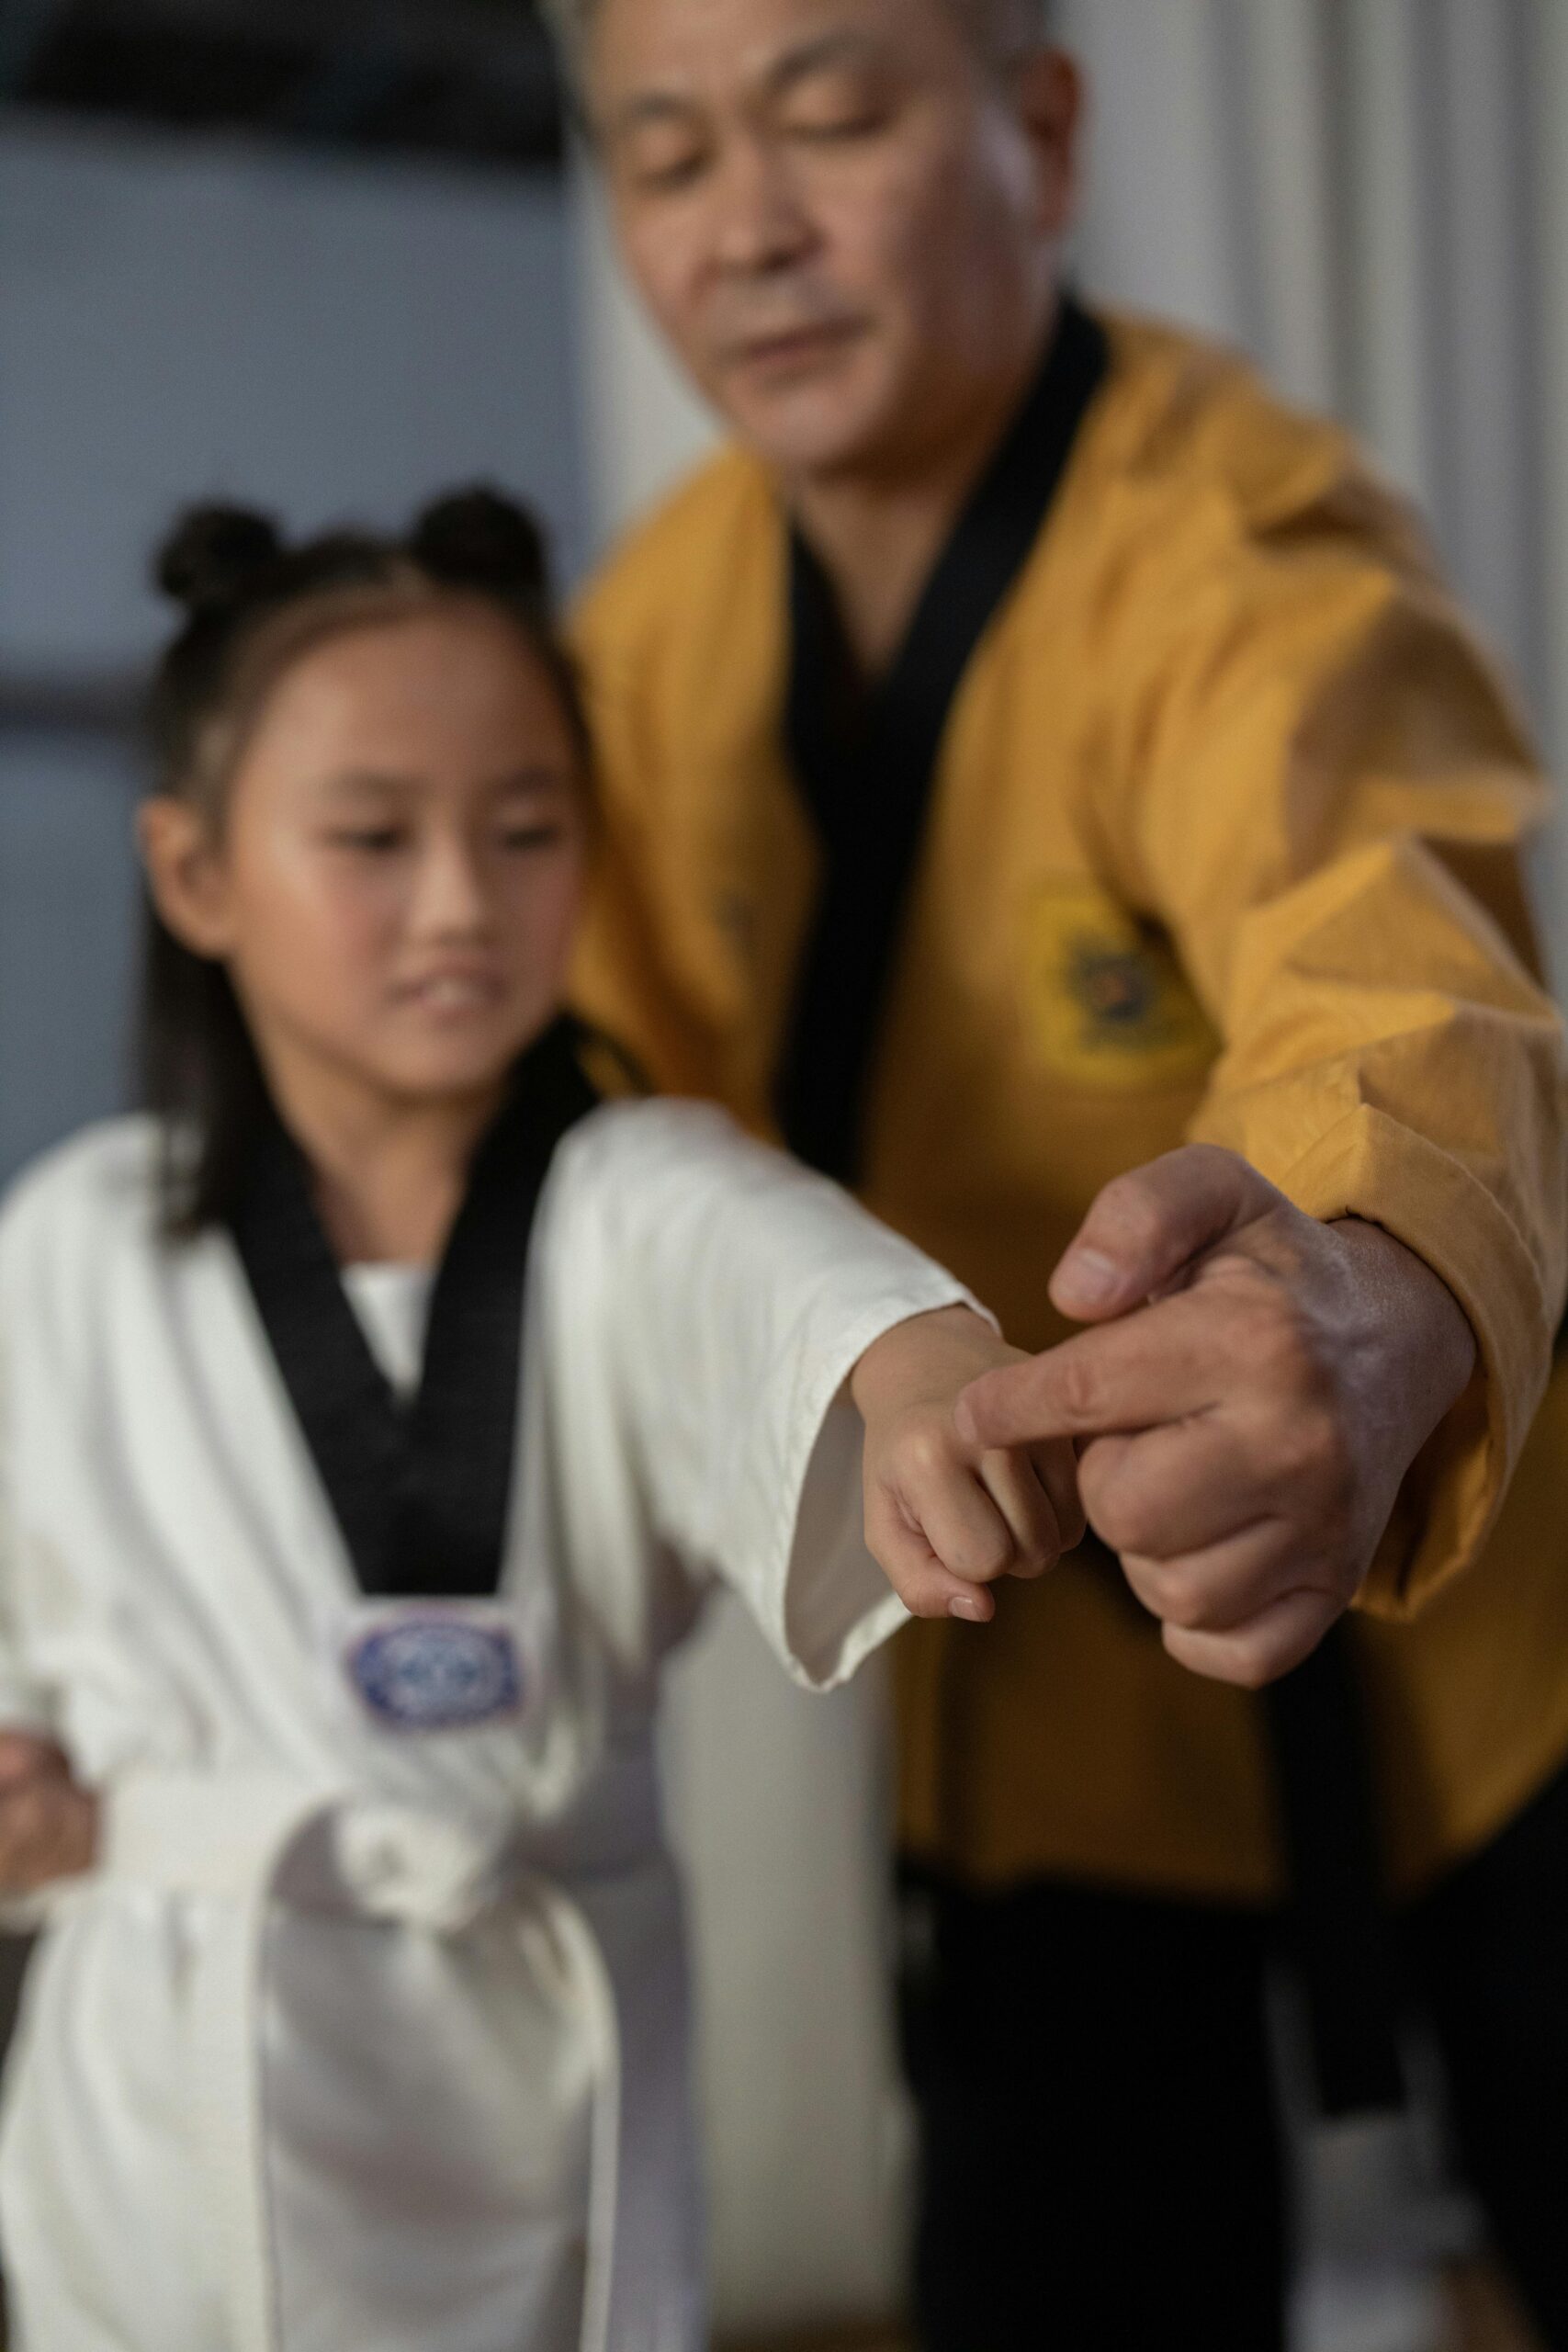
[586,0,1080,483]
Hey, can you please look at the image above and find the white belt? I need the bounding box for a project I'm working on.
[96,1758,694,2352]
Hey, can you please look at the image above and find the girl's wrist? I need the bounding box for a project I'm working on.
[850,1303,1014,1426]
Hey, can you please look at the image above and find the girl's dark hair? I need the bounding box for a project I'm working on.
[141,486,590,1235]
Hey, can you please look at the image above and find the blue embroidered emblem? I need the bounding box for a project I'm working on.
[346,1616,523,1733]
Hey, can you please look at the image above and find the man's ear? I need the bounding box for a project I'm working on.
[1013,47,1085,242]
[138,797,233,960]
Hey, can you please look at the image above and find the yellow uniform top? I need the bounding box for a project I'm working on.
[570,311,1568,1903]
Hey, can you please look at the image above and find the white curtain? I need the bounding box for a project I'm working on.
[571,8,1566,2336]
[1066,0,1568,967]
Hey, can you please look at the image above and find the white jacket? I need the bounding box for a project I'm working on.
[0,1099,972,2352]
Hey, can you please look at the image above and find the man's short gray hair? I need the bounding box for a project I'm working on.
[542,0,1058,80]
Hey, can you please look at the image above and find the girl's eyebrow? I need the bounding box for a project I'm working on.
[487,764,579,793]
[312,768,422,798]
[311,764,573,797]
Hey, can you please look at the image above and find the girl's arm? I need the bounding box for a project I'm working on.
[583,1102,1082,1688]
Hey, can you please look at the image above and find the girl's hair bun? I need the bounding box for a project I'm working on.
[155,504,284,615]
[411,486,549,600]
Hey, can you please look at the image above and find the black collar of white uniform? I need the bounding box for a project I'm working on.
[775,293,1111,1184]
[227,1015,600,1600]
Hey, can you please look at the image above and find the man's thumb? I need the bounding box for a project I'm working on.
[1050,1145,1276,1322]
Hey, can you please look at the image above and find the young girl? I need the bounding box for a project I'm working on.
[0,491,1077,2352]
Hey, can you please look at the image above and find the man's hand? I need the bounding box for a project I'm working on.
[954,1147,1477,1686]
[852,1305,1085,1622]
[0,1733,97,1894]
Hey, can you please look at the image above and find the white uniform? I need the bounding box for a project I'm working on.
[0,1099,973,2352]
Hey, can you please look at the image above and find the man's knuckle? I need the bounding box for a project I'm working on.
[1281,1414,1356,1528]
[1262,1409,1334,1503]
[1075,1443,1111,1514]
[1101,1494,1156,1559]
[1119,1556,1162,1617]
[1314,1430,1358,1515]
[1084,1482,1133,1553]
[1231,1299,1297,1385]
[1157,1568,1211,1631]
[1294,1351,1341,1422]
[1054,1352,1105,1427]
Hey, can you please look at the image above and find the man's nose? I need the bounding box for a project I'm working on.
[710,135,815,275]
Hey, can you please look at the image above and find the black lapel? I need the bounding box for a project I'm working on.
[774,295,1111,1182]
[228,1015,599,1600]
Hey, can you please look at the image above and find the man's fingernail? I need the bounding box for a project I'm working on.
[948,1592,988,1623]
[1053,1249,1122,1309]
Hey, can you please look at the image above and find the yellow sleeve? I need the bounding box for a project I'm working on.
[1098,472,1567,1618]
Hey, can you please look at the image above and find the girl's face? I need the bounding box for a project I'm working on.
[142,605,589,1115]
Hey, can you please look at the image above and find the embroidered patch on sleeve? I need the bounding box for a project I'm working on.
[1026,877,1219,1090]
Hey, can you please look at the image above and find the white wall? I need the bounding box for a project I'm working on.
[0,732,141,1180]
[0,112,589,1182]
[0,112,589,672]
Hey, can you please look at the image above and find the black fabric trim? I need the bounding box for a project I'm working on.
[228,1015,599,1600]
[774,295,1111,1182]
[1074,1541,1405,2113]
[1265,1623,1405,2115]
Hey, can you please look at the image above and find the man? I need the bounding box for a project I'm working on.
[553,0,1568,2342]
